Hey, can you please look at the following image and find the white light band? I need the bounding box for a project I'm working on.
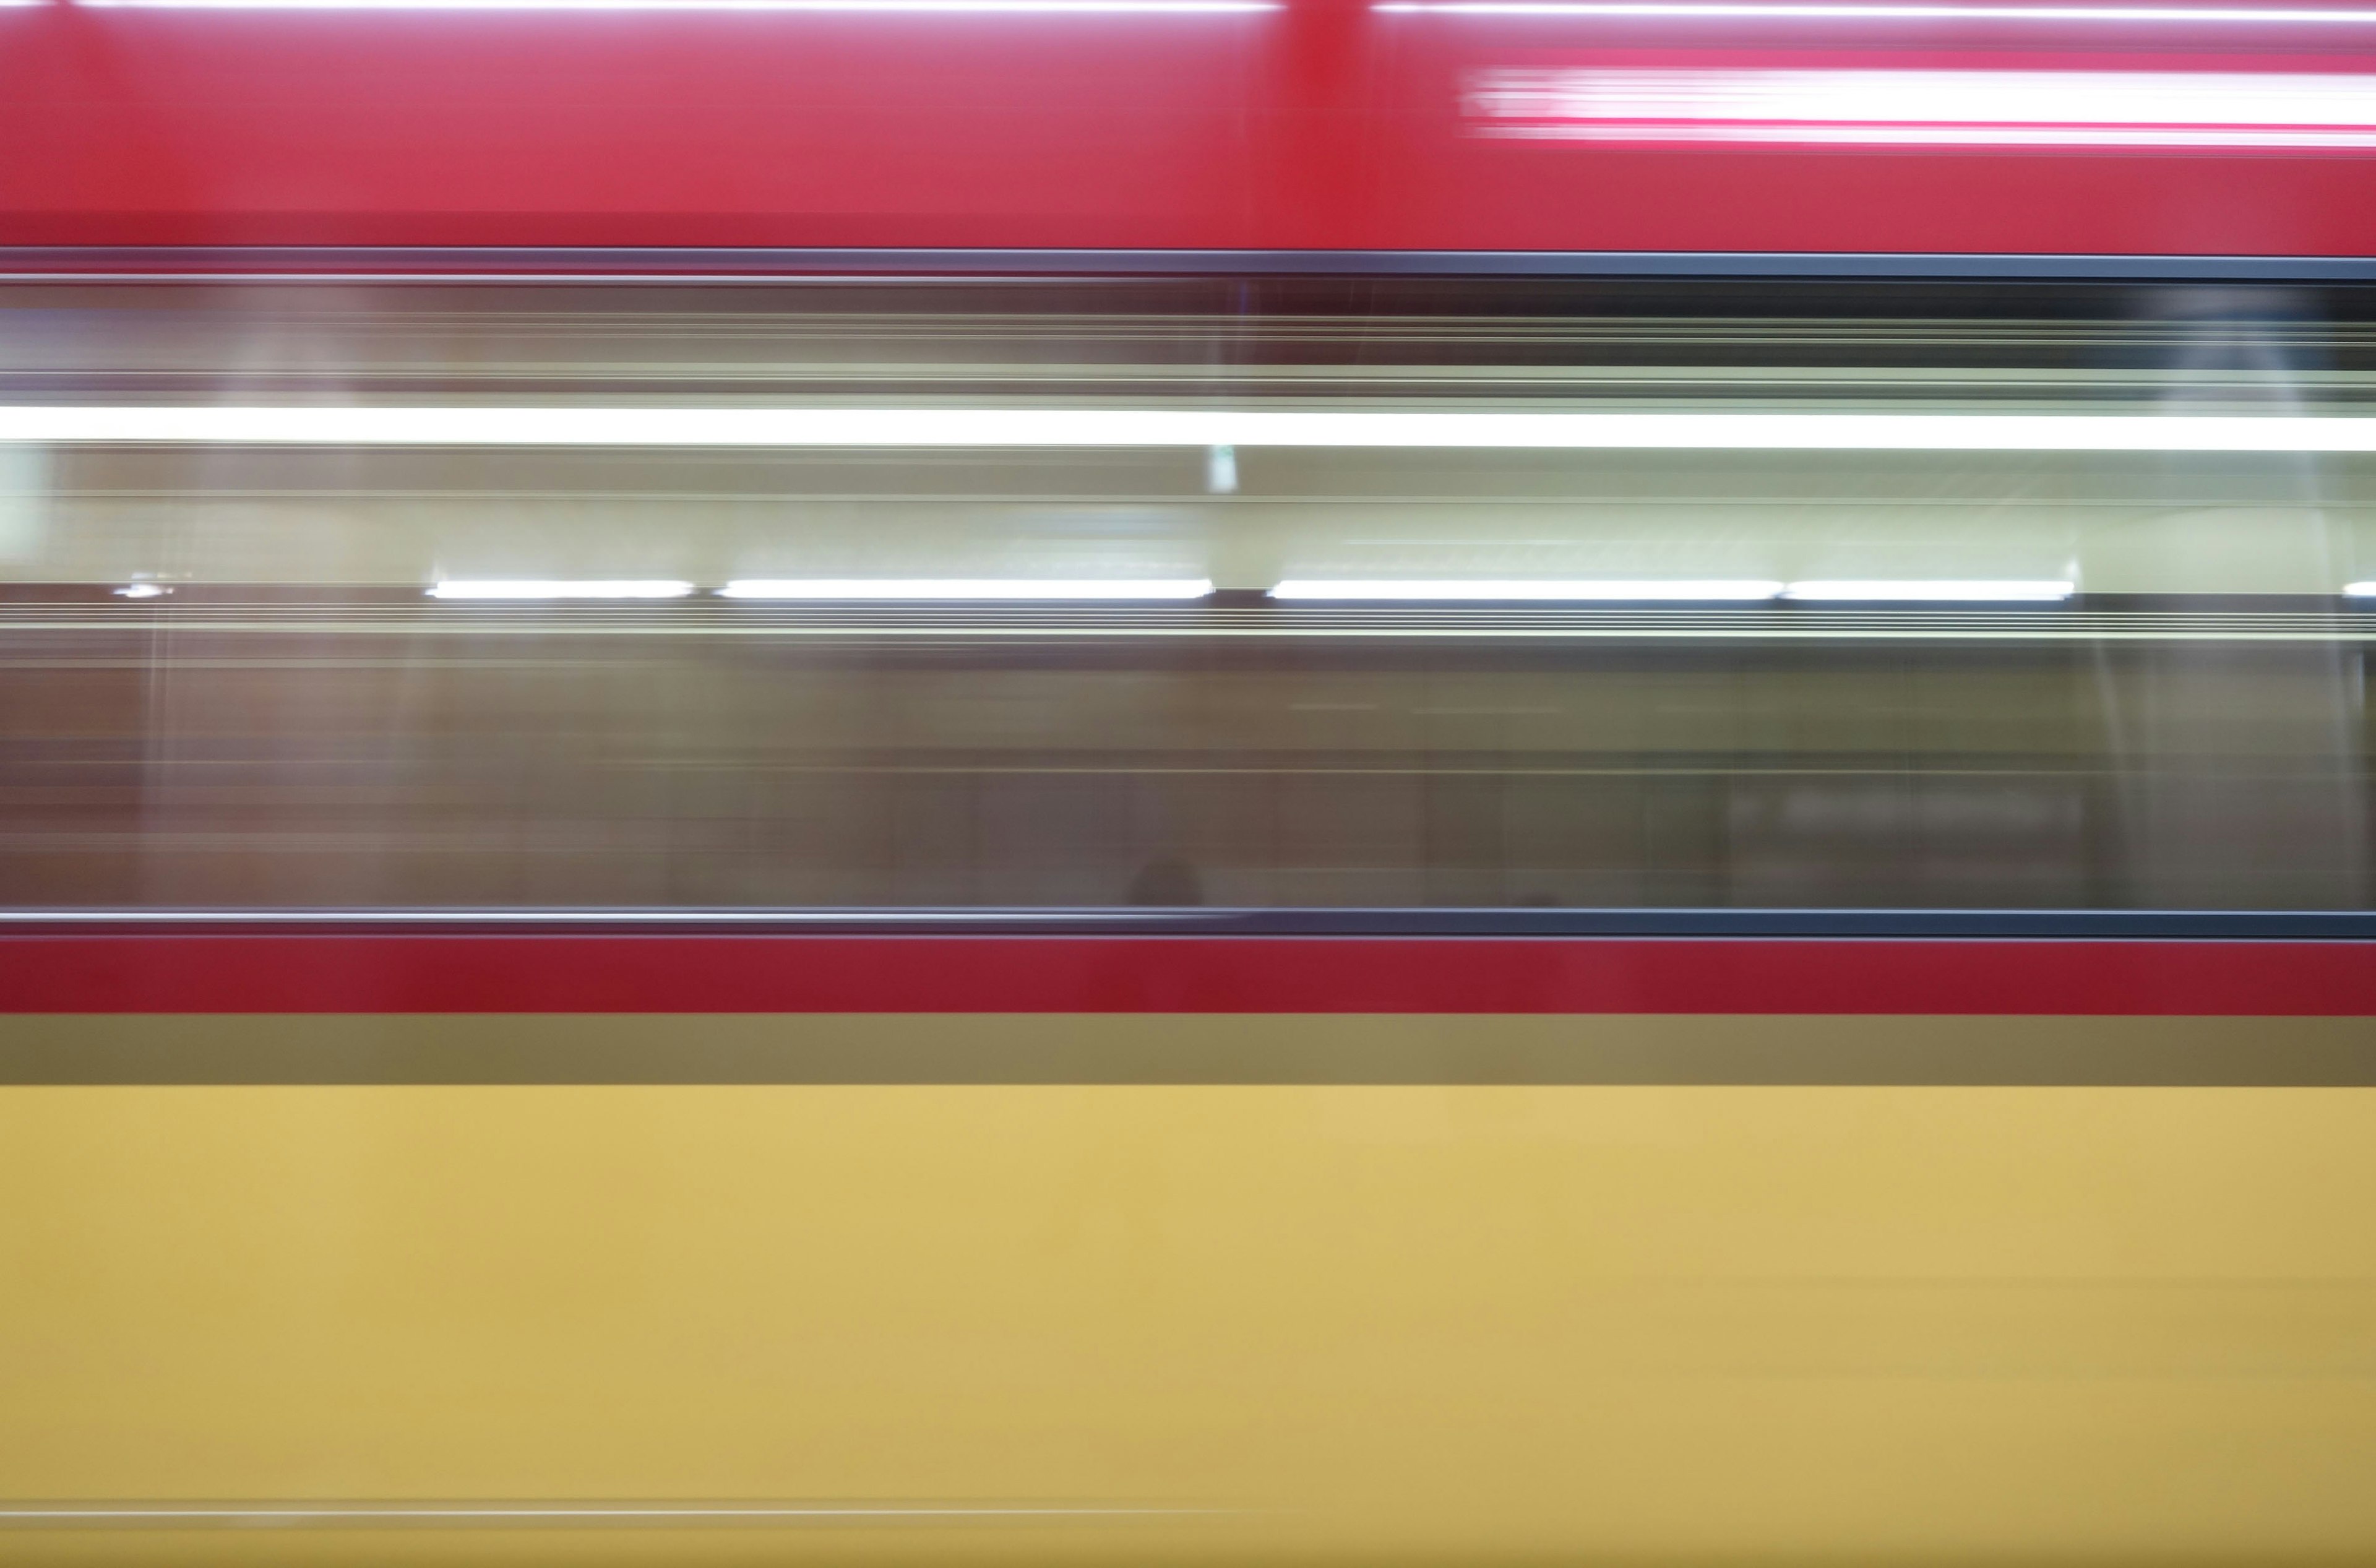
[1383,2,2376,22]
[1784,579,2077,600]
[719,578,1214,599]
[8,407,2376,451]
[75,0,1273,11]
[1465,67,2376,150]
[428,579,695,598]
[1270,579,1784,600]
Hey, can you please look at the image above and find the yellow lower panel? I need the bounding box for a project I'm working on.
[2,1022,2374,1562]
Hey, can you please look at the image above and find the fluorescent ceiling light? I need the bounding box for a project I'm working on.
[428,579,694,599]
[1784,579,2076,601]
[1383,4,2376,22]
[11,406,2376,451]
[75,0,1276,10]
[1270,578,1782,600]
[720,577,1213,599]
[1466,67,2376,150]
[2344,582,2376,596]
[113,582,171,599]
[1484,123,2376,149]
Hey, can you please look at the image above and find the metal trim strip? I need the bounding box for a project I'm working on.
[6,248,2376,281]
[4,907,2376,937]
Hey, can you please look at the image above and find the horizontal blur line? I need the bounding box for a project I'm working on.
[1273,580,2076,603]
[1466,67,2376,150]
[720,578,1213,600]
[1784,579,2076,601]
[1382,2,2376,20]
[10,614,2376,640]
[0,770,2109,800]
[1272,579,1784,600]
[74,0,1275,11]
[11,628,2372,639]
[0,910,1201,923]
[9,407,2376,450]
[9,907,2376,937]
[1487,123,2376,147]
[11,248,2376,282]
[0,1501,1214,1528]
[428,579,694,599]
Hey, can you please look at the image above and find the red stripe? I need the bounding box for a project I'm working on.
[9,11,2376,257]
[1,936,2372,1015]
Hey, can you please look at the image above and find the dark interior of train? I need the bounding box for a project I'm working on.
[4,274,2372,911]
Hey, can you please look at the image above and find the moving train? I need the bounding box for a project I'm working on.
[2,2,2375,1561]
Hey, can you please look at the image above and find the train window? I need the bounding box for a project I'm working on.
[1,274,2372,916]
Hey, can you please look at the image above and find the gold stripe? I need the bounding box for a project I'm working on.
[1,1012,2370,1085]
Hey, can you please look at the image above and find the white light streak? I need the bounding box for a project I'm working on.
[76,0,1275,11]
[1386,2,2376,22]
[720,577,1213,598]
[1487,121,2376,147]
[112,583,171,599]
[1465,66,2376,149]
[2344,581,2376,595]
[14,406,2376,449]
[8,405,2376,451]
[1784,579,2076,600]
[1270,578,1783,600]
[428,579,694,599]
[0,1504,1208,1522]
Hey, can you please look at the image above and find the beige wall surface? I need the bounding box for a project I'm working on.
[2,1020,2373,1563]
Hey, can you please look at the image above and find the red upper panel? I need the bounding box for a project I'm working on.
[3,935,2374,1014]
[5,0,2376,256]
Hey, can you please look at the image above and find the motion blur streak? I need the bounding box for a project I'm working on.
[1783,580,2077,601]
[1388,1,2376,21]
[718,579,1215,599]
[12,407,2376,450]
[1268,579,1786,600]
[427,580,695,599]
[1466,68,2376,150]
[5,275,2376,1566]
[0,1503,1205,1522]
[74,0,1279,11]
